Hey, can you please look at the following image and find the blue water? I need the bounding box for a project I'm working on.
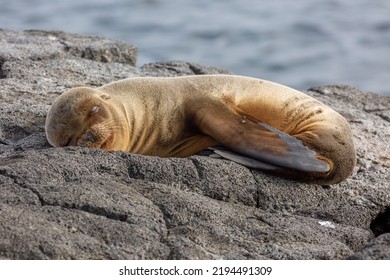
[1,0,390,96]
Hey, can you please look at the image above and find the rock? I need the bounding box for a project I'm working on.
[0,29,389,259]
[348,233,390,260]
[0,29,137,65]
[140,60,232,77]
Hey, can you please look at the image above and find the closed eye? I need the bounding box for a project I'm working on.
[86,131,95,142]
[91,105,100,114]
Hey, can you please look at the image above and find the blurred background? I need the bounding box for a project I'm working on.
[1,0,389,95]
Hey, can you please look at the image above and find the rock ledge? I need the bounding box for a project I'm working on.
[0,29,389,259]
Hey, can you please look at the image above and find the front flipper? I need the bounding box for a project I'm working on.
[193,104,330,174]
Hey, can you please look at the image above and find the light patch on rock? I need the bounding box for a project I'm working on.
[319,221,336,229]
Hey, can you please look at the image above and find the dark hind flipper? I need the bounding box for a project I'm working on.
[194,105,330,173]
[208,146,279,170]
[247,122,330,173]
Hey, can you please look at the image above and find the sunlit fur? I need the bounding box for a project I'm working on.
[45,75,356,185]
[45,87,128,151]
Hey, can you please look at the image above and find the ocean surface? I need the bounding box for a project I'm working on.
[1,0,389,96]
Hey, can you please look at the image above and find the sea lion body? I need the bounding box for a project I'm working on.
[45,75,356,184]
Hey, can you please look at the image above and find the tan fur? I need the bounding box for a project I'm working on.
[45,75,356,184]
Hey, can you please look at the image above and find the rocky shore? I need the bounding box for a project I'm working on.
[0,29,389,259]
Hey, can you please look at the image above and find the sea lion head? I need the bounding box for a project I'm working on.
[45,87,128,151]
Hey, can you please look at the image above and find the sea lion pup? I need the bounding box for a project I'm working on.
[45,75,356,184]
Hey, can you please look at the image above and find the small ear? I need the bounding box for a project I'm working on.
[91,105,100,114]
[100,93,111,100]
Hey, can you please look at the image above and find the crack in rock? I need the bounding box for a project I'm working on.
[370,207,390,237]
[0,57,6,78]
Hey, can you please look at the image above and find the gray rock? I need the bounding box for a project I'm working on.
[0,29,389,259]
[348,234,390,260]
[0,29,137,65]
[140,60,232,77]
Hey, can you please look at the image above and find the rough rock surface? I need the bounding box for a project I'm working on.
[0,28,389,260]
